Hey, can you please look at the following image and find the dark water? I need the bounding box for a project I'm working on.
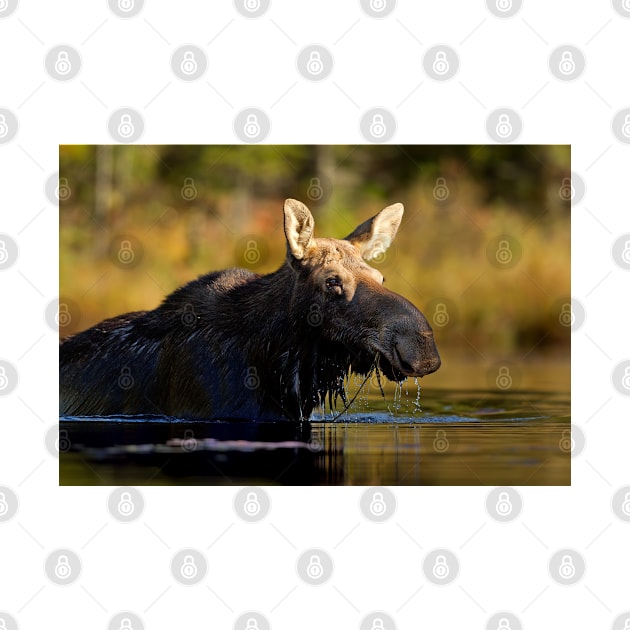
[59,380,570,486]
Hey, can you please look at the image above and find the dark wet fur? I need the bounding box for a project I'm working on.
[61,201,441,421]
[61,266,394,420]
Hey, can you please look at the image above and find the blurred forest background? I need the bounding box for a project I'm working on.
[59,144,570,369]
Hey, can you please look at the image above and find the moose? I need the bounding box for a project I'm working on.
[60,199,441,421]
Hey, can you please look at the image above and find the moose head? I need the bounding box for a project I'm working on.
[281,198,441,389]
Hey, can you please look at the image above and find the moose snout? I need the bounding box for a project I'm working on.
[391,331,441,378]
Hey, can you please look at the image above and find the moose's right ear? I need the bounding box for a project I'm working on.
[284,199,315,260]
[344,203,404,261]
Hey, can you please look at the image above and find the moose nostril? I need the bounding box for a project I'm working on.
[394,345,415,373]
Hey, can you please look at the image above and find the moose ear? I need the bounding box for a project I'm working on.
[344,203,404,261]
[284,198,315,260]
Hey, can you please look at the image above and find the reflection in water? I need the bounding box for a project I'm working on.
[60,388,570,486]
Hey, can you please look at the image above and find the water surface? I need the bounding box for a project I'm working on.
[60,373,570,486]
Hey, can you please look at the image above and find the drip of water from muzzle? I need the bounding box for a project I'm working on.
[412,377,422,414]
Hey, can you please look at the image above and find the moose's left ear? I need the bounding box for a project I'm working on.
[344,203,404,261]
[284,198,315,260]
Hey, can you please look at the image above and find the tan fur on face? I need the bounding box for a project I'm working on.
[302,238,383,301]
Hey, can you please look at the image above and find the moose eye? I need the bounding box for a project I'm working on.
[325,277,342,291]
